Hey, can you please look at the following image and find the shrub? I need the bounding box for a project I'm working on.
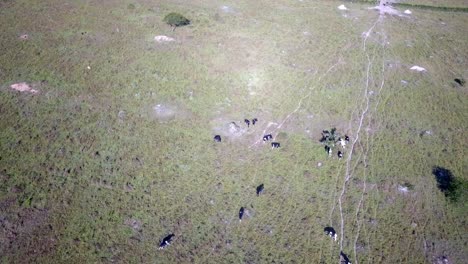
[320,127,340,149]
[432,166,464,202]
[163,12,190,30]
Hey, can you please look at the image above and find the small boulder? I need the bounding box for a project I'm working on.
[154,35,175,42]
[10,82,38,94]
[410,66,426,72]
[338,5,348,10]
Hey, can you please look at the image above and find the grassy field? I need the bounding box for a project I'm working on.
[398,0,468,8]
[0,0,467,263]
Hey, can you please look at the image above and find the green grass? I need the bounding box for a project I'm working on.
[0,0,467,263]
[394,3,468,12]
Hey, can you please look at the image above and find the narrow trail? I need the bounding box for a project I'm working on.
[334,5,389,262]
[352,40,387,264]
[337,16,379,250]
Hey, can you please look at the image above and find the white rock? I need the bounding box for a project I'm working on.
[220,5,234,13]
[404,10,412,14]
[410,66,426,72]
[398,185,409,193]
[338,5,348,10]
[10,82,38,94]
[154,35,175,42]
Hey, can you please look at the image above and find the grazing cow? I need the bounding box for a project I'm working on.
[239,207,245,221]
[214,135,221,142]
[339,138,346,149]
[337,151,343,159]
[263,134,273,141]
[344,135,349,142]
[244,119,250,127]
[324,227,337,241]
[454,78,465,86]
[256,184,264,196]
[271,142,280,148]
[340,251,352,264]
[158,234,175,249]
[252,118,258,125]
[325,146,332,157]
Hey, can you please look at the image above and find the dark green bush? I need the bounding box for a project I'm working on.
[432,166,465,202]
[319,127,340,148]
[163,12,190,30]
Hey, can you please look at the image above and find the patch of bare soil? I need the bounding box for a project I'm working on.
[145,101,193,123]
[369,0,412,17]
[211,117,247,139]
[0,200,57,261]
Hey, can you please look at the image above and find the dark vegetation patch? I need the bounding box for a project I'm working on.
[163,12,191,31]
[432,166,465,202]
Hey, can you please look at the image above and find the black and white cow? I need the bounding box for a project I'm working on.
[271,142,280,148]
[244,119,250,127]
[263,134,273,141]
[324,227,337,241]
[344,135,349,142]
[252,118,258,125]
[340,251,352,264]
[325,146,332,157]
[158,234,175,249]
[338,137,346,149]
[337,151,343,159]
[239,207,245,221]
[256,184,264,196]
[214,135,221,142]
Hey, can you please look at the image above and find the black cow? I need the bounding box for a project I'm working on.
[324,227,337,241]
[325,146,332,156]
[271,142,280,148]
[338,151,343,159]
[244,119,250,127]
[454,78,465,86]
[158,234,175,249]
[340,251,352,264]
[239,207,245,221]
[263,134,273,141]
[256,184,264,196]
[214,135,221,142]
[252,118,258,125]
